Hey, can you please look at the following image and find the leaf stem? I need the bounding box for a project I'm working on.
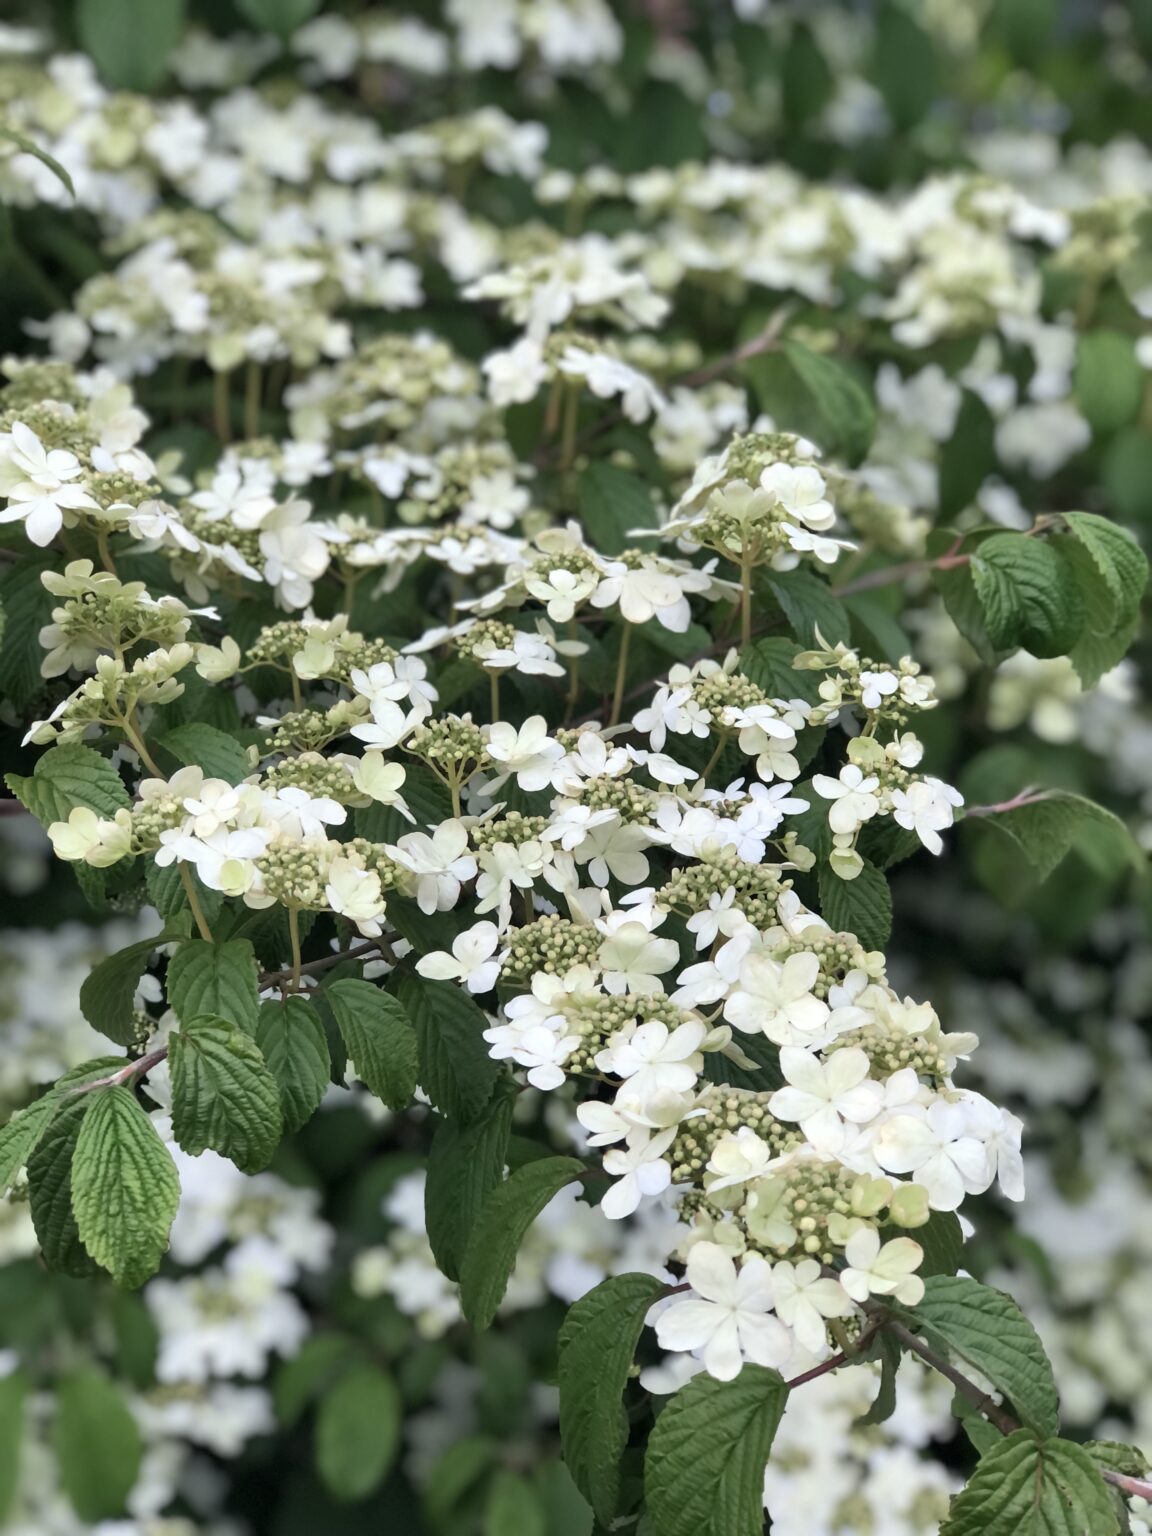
[609,622,632,727]
[288,907,302,994]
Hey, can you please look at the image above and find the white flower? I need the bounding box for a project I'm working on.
[759,462,835,530]
[705,1127,778,1192]
[768,1047,885,1153]
[596,913,680,995]
[811,764,882,834]
[771,1258,855,1354]
[872,1100,994,1211]
[654,1242,791,1381]
[858,669,900,710]
[724,952,832,1046]
[597,1019,706,1101]
[890,777,964,856]
[571,814,651,887]
[389,821,477,914]
[600,1127,677,1219]
[416,921,502,993]
[325,859,386,936]
[483,1019,579,1091]
[485,715,565,792]
[839,1228,925,1307]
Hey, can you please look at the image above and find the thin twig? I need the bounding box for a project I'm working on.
[964,788,1050,818]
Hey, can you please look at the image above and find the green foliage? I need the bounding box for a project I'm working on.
[970,535,1083,659]
[484,1468,547,1536]
[159,722,251,782]
[79,935,165,1047]
[6,743,129,826]
[578,462,660,554]
[940,1430,1117,1535]
[645,1367,789,1536]
[459,1157,586,1329]
[1074,331,1144,432]
[397,974,500,1122]
[54,1367,143,1521]
[29,1097,98,1278]
[767,566,851,646]
[817,858,893,948]
[902,1276,1060,1436]
[75,0,186,92]
[71,1086,180,1287]
[558,1272,667,1523]
[325,978,418,1109]
[314,1362,401,1502]
[0,1370,26,1523]
[255,995,330,1133]
[169,1013,282,1171]
[166,938,261,1034]
[236,0,322,37]
[424,1080,517,1281]
[977,790,1142,884]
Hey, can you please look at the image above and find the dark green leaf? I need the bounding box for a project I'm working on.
[314,1364,401,1502]
[325,978,418,1110]
[255,996,330,1134]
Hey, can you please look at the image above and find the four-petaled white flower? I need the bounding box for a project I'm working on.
[416,921,502,993]
[771,1259,855,1355]
[655,1242,792,1381]
[768,1046,885,1153]
[811,764,882,834]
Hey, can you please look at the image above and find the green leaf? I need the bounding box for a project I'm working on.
[29,1097,98,1278]
[970,534,1084,658]
[0,1371,27,1524]
[645,1366,789,1536]
[781,341,876,465]
[55,1368,142,1522]
[6,743,129,827]
[578,462,659,555]
[871,1,940,129]
[236,0,321,37]
[76,0,186,92]
[1074,331,1144,433]
[904,1276,1059,1436]
[0,127,75,197]
[0,1091,68,1193]
[425,1081,517,1281]
[325,978,418,1110]
[738,637,818,701]
[79,935,163,1047]
[938,390,997,518]
[397,975,500,1122]
[459,1157,586,1329]
[941,1431,1117,1536]
[274,1333,355,1428]
[255,996,330,1134]
[559,1272,667,1522]
[1087,1441,1150,1479]
[1057,514,1148,684]
[314,1363,401,1503]
[1062,512,1149,620]
[71,1086,180,1287]
[145,861,223,927]
[484,1469,547,1536]
[0,556,54,709]
[979,790,1142,884]
[166,938,260,1034]
[169,1014,282,1172]
[159,723,250,783]
[857,1330,902,1427]
[911,1210,964,1278]
[766,567,851,647]
[817,858,892,949]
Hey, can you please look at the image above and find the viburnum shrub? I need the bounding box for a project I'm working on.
[0,2,1151,1533]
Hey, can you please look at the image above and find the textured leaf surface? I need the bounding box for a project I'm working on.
[169,1014,282,1171]
[160,722,251,783]
[255,996,330,1134]
[325,978,418,1110]
[6,743,129,827]
[904,1276,1059,1436]
[559,1272,667,1522]
[817,858,892,949]
[425,1080,517,1281]
[646,1366,789,1536]
[459,1157,585,1329]
[166,939,260,1034]
[970,535,1083,658]
[79,935,163,1047]
[71,1087,180,1288]
[397,974,499,1122]
[29,1096,98,1278]
[941,1431,1117,1536]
